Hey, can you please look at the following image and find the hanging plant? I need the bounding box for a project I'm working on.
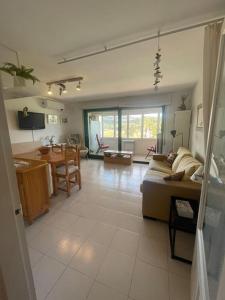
[0,62,39,84]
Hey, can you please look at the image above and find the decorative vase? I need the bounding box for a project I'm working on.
[178,96,187,111]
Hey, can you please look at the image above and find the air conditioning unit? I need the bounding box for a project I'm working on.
[38,98,65,111]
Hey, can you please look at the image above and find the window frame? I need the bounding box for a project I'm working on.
[101,111,118,138]
[122,109,162,139]
[96,108,162,139]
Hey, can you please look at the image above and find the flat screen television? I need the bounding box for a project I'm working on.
[18,111,45,130]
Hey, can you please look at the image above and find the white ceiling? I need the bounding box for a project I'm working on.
[0,0,224,101]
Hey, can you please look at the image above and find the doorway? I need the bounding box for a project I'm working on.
[84,108,119,158]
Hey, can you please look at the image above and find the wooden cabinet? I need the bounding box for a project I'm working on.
[15,159,49,224]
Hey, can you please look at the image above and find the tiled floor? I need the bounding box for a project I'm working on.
[26,159,192,300]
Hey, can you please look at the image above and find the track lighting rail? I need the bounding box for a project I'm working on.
[46,76,83,85]
[58,17,224,64]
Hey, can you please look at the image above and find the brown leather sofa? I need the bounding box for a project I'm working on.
[141,147,202,221]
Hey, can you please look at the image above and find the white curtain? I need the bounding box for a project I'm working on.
[203,22,222,148]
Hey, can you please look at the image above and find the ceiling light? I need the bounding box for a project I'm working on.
[46,76,83,95]
[58,83,67,96]
[47,85,53,95]
[76,81,81,91]
[62,86,67,94]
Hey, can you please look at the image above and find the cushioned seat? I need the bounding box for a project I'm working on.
[144,169,171,180]
[141,147,202,221]
[172,147,192,172]
[176,156,202,176]
[149,159,172,175]
[56,165,79,175]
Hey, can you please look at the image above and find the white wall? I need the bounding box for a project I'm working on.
[4,97,71,144]
[189,28,204,161]
[67,88,193,154]
[190,81,205,161]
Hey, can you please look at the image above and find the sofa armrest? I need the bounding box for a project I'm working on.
[141,177,201,221]
[152,154,167,161]
[143,176,201,194]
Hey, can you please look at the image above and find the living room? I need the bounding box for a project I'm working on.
[0,1,225,300]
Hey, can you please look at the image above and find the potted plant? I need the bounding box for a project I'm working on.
[0,62,39,87]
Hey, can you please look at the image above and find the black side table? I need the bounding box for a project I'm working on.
[169,196,199,264]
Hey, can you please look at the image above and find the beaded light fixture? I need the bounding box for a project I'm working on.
[153,31,163,90]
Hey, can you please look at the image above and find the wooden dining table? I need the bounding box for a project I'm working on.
[14,149,67,195]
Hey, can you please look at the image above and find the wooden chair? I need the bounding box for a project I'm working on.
[145,145,156,159]
[55,145,81,196]
[52,144,63,152]
[96,134,109,154]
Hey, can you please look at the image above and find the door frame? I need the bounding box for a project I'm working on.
[192,22,225,300]
[83,107,121,159]
[83,106,164,161]
[0,75,36,300]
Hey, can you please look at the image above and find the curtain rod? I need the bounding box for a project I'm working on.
[58,17,224,65]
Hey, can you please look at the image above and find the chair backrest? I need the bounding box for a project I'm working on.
[52,144,63,152]
[65,145,80,169]
[96,134,101,147]
[68,134,82,146]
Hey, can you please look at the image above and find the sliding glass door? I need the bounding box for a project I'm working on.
[84,108,119,158]
[84,106,163,161]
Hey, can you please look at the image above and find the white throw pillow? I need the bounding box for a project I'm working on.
[190,166,204,183]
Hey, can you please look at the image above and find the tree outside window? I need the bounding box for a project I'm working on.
[128,114,142,138]
[100,109,162,139]
[143,113,159,138]
[122,115,128,138]
[103,115,114,137]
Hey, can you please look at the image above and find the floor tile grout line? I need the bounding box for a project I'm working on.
[29,161,190,300]
[127,232,142,299]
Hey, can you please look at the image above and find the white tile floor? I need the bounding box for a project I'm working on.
[26,159,192,300]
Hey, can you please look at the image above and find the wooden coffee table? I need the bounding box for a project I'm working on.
[104,150,133,165]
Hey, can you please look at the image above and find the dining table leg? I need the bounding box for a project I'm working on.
[51,163,57,195]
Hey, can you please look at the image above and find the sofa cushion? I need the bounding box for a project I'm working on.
[149,159,172,175]
[144,169,170,181]
[172,147,192,172]
[56,165,79,175]
[176,156,202,177]
[164,171,185,181]
[167,152,177,165]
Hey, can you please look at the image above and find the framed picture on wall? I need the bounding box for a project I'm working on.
[47,114,58,124]
[197,104,203,128]
[60,117,68,124]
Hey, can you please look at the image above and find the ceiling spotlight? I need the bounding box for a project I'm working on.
[47,76,83,95]
[47,85,53,95]
[62,87,67,94]
[58,83,67,96]
[76,81,81,91]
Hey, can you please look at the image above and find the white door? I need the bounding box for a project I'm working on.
[191,25,225,300]
[0,76,36,299]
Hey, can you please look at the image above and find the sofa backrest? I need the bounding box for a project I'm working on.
[172,147,192,172]
[176,156,202,177]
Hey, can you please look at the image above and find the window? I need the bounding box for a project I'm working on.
[122,115,128,138]
[121,109,162,139]
[128,114,142,138]
[115,115,118,137]
[143,113,159,138]
[102,115,115,137]
[90,108,162,140]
